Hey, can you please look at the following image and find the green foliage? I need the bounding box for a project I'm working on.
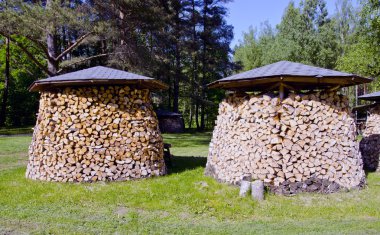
[0,0,112,127]
[335,0,357,47]
[150,0,233,129]
[337,39,376,77]
[275,2,306,63]
[234,0,340,71]
[314,19,340,68]
[0,0,233,128]
[1,134,380,234]
[0,36,43,126]
[233,0,380,107]
[0,0,94,39]
[336,0,380,100]
[234,27,263,70]
[0,0,120,77]
[337,0,380,76]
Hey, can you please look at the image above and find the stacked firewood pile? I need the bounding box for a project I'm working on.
[359,104,380,171]
[206,91,365,194]
[27,85,166,182]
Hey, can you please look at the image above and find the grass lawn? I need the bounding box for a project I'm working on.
[0,133,380,234]
[0,126,33,136]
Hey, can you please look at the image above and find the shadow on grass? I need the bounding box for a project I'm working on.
[168,156,207,174]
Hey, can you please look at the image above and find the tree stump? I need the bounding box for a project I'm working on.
[251,180,264,201]
[239,180,251,197]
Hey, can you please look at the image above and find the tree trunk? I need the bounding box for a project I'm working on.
[189,102,193,128]
[195,100,200,129]
[173,8,181,113]
[0,37,10,126]
[46,0,58,76]
[173,45,180,112]
[190,0,197,130]
[47,35,58,76]
[168,75,172,110]
[200,100,205,129]
[200,91,205,130]
[200,1,208,130]
[119,10,126,46]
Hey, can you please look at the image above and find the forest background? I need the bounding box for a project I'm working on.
[0,0,379,129]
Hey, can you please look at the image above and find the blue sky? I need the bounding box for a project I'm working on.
[226,0,359,48]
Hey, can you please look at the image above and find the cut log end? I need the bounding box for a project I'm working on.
[206,91,365,194]
[26,85,166,182]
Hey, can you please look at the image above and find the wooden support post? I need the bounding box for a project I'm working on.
[355,85,358,122]
[257,82,280,97]
[282,83,298,92]
[355,85,358,106]
[327,85,341,92]
[279,82,285,100]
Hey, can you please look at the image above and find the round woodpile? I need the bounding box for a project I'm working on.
[359,104,380,171]
[205,91,365,194]
[27,85,166,182]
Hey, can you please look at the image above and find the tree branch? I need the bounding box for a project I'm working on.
[58,53,119,73]
[25,36,49,57]
[3,35,50,76]
[55,32,94,62]
[1,30,50,59]
[11,58,35,76]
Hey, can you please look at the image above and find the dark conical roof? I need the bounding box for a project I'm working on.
[358,91,380,101]
[29,66,168,91]
[209,61,371,91]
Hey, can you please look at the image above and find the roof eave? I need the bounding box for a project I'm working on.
[358,97,380,101]
[352,103,377,111]
[208,75,372,90]
[29,79,169,92]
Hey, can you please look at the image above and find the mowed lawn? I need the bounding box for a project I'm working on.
[0,133,380,234]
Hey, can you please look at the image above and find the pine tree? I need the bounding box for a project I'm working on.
[198,0,233,129]
[0,0,106,76]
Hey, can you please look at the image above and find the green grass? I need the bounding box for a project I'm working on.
[163,132,212,157]
[0,126,33,135]
[0,133,380,234]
